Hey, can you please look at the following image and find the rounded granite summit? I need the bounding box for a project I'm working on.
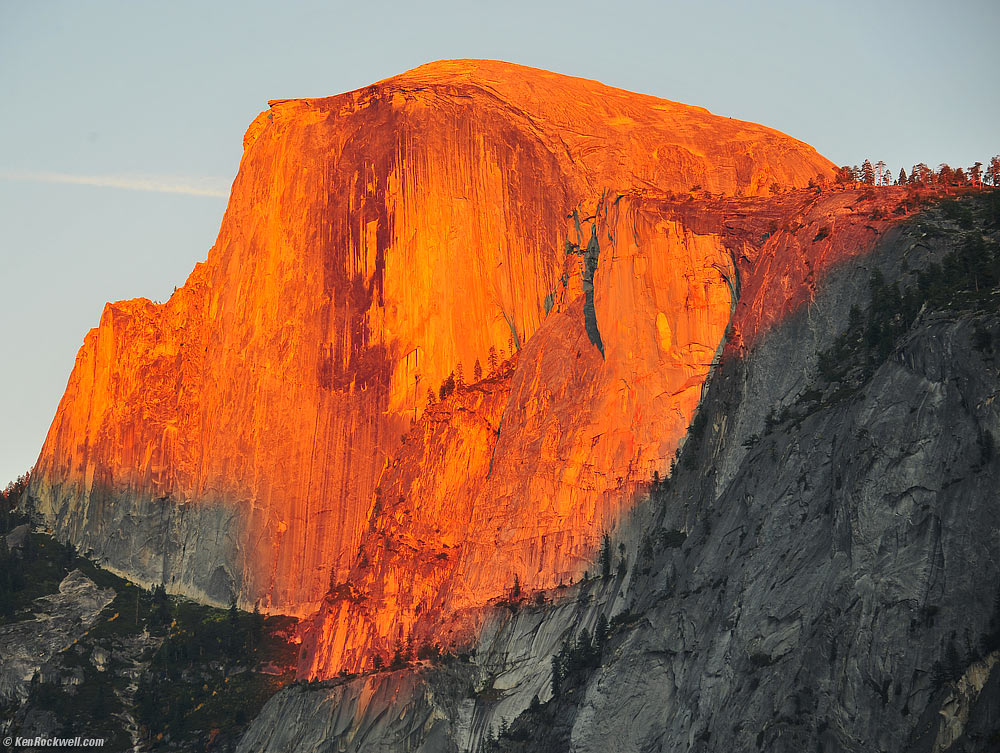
[30,60,835,676]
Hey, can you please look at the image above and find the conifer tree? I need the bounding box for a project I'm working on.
[0,536,14,616]
[151,583,171,627]
[63,541,76,569]
[911,163,932,185]
[227,595,241,656]
[986,156,1000,187]
[970,162,983,186]
[251,600,264,649]
[596,613,609,651]
[575,628,594,669]
[439,372,456,400]
[861,160,875,185]
[550,653,562,697]
[599,533,612,577]
[836,165,855,184]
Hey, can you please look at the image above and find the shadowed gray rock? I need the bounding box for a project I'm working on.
[0,570,116,703]
[238,198,1000,752]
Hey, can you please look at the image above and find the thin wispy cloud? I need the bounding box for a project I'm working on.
[0,169,229,198]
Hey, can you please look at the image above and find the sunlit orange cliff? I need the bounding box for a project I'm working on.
[26,59,836,677]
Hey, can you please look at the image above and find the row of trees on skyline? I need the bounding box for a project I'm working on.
[835,156,1000,188]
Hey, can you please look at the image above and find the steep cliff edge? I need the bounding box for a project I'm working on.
[26,59,834,629]
[240,190,1000,752]
[298,187,872,676]
[299,192,746,676]
[535,189,1000,753]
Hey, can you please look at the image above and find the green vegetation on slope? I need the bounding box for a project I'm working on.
[1,529,297,752]
[818,190,1000,392]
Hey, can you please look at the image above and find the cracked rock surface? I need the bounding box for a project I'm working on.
[240,196,1000,752]
[0,570,115,703]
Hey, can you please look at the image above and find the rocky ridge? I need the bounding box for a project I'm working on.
[239,191,1000,752]
[13,59,999,752]
[25,60,834,674]
[0,570,115,703]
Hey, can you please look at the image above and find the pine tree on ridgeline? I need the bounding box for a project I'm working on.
[985,156,1000,187]
[861,159,875,185]
[970,162,983,186]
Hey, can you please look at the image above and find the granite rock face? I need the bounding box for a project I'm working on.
[299,192,748,676]
[240,195,1000,751]
[26,61,833,656]
[297,186,909,675]
[235,669,466,753]
[27,57,997,751]
[242,576,631,753]
[0,571,116,703]
[561,271,1000,750]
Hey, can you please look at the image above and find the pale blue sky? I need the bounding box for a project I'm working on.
[1,0,997,484]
